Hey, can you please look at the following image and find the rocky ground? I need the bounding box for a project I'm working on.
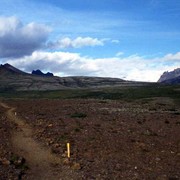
[0,97,180,179]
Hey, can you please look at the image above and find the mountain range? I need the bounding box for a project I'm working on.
[0,63,179,91]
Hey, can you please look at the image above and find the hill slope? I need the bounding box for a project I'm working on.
[0,63,145,91]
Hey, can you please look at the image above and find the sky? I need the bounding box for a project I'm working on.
[0,0,180,82]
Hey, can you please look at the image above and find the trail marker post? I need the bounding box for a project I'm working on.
[67,143,70,158]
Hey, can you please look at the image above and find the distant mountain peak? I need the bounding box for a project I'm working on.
[0,63,27,75]
[158,68,180,84]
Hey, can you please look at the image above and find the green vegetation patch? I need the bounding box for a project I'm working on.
[0,84,180,103]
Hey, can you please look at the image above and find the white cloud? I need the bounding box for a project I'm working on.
[48,37,104,49]
[0,16,50,58]
[6,51,180,82]
[163,52,180,61]
[7,51,98,76]
[116,51,124,57]
[0,16,21,36]
[111,39,120,44]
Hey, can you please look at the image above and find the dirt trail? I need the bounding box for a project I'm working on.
[0,102,78,180]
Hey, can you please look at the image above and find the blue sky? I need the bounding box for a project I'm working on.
[0,0,180,81]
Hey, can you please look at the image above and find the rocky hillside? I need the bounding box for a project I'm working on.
[0,63,146,91]
[158,76,180,84]
[158,68,180,84]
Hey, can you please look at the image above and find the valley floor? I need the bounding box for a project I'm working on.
[0,97,180,179]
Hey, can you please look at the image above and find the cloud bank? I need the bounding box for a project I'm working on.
[48,37,104,49]
[0,16,50,58]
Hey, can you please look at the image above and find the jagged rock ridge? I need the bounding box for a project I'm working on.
[32,70,54,77]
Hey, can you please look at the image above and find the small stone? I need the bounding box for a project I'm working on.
[71,162,81,170]
[143,129,157,136]
[48,124,53,127]
[155,157,161,162]
[49,140,54,144]
[54,143,60,148]
[63,158,70,165]
[138,142,146,148]
[46,138,51,142]
[1,158,10,165]
[16,157,26,166]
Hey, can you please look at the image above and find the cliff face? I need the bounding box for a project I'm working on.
[158,68,180,83]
